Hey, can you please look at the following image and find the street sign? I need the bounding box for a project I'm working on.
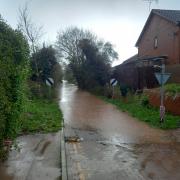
[155,73,171,85]
[110,78,118,86]
[46,78,54,86]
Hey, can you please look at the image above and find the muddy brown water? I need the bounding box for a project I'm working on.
[60,81,180,180]
[60,81,178,144]
[0,81,179,180]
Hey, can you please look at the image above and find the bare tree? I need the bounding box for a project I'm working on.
[56,27,96,65]
[56,27,118,65]
[18,3,44,78]
[18,3,43,54]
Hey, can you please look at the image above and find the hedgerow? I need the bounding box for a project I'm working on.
[0,16,29,159]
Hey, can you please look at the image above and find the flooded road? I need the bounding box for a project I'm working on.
[60,81,180,180]
[0,81,179,180]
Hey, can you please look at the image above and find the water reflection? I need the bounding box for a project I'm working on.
[59,81,179,144]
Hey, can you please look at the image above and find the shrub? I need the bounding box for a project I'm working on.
[164,83,180,95]
[120,84,128,97]
[28,80,56,100]
[141,95,149,107]
[0,16,29,158]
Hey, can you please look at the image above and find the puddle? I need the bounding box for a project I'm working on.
[0,132,61,180]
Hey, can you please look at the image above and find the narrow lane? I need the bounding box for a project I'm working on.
[60,81,180,180]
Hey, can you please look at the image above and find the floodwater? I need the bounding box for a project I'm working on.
[60,81,180,180]
[0,81,179,180]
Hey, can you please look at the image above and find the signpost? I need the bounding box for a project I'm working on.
[46,77,54,87]
[110,78,118,98]
[154,73,171,85]
[110,78,118,86]
[154,64,171,122]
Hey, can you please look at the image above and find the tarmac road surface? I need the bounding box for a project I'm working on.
[0,131,61,180]
[0,81,179,180]
[60,81,180,180]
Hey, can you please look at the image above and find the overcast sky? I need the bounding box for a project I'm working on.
[0,0,180,65]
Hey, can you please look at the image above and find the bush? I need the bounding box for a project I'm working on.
[0,16,29,159]
[164,83,180,95]
[141,95,149,107]
[89,85,105,96]
[120,84,128,97]
[28,80,57,101]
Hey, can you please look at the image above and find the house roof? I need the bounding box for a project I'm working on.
[135,9,180,47]
[153,9,180,24]
[122,54,138,65]
[113,54,168,70]
[113,54,138,70]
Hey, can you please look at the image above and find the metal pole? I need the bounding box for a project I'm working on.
[160,64,165,106]
[112,86,114,99]
[160,63,165,122]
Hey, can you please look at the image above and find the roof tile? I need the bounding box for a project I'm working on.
[152,9,180,24]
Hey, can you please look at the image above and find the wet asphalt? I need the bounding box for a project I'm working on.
[0,132,61,180]
[60,81,180,180]
[0,81,180,180]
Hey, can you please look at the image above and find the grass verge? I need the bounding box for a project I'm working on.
[101,95,180,129]
[20,98,62,134]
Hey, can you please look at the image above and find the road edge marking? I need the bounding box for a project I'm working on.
[73,143,86,180]
[61,127,68,180]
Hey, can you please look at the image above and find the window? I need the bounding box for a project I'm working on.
[154,36,158,49]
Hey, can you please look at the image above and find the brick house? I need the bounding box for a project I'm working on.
[114,9,180,90]
[136,9,180,65]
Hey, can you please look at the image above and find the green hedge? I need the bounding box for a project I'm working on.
[0,16,29,157]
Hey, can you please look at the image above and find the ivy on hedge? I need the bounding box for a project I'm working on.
[0,16,29,154]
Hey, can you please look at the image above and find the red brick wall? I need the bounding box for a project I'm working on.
[138,14,180,65]
[147,91,180,116]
